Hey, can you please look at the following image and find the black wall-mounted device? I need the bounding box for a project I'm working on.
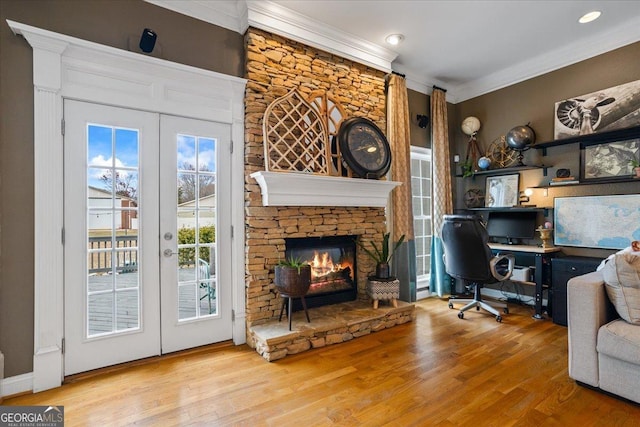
[139,28,157,53]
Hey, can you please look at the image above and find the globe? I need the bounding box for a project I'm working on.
[506,124,536,166]
[461,116,481,136]
[506,124,536,150]
[477,156,491,170]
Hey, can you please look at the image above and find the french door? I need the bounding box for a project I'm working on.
[159,115,232,353]
[64,101,232,375]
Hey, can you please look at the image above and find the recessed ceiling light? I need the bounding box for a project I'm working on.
[385,34,404,46]
[579,11,601,24]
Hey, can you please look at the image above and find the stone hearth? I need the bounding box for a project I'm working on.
[250,300,415,361]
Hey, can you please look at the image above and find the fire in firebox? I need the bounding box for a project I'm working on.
[305,251,353,295]
[284,235,357,309]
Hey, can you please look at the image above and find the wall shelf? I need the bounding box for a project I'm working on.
[465,207,548,212]
[534,125,640,156]
[456,164,549,178]
[532,176,640,188]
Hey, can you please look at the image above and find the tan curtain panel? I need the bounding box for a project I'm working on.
[387,73,416,301]
[430,88,453,237]
[387,74,414,241]
[430,87,453,297]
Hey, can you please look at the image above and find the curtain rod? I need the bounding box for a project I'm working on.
[391,71,406,77]
[432,85,447,93]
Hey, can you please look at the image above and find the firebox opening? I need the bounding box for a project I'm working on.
[284,235,357,311]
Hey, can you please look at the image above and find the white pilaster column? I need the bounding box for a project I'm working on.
[17,27,68,392]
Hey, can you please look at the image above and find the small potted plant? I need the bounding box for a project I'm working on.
[274,256,311,296]
[358,232,405,279]
[461,160,474,178]
[631,159,640,178]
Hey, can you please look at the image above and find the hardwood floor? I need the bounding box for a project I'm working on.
[5,298,640,426]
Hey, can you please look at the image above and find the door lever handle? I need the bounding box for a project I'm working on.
[163,249,178,257]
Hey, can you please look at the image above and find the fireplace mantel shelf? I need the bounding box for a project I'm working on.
[250,171,401,207]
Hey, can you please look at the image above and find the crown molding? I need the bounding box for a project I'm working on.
[245,1,396,72]
[146,0,396,73]
[451,15,640,103]
[145,1,640,103]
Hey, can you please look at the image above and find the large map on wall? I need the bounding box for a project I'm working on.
[554,195,640,249]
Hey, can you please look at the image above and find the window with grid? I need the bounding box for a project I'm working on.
[410,147,432,294]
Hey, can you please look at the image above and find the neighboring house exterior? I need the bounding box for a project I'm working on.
[88,186,138,230]
[177,194,216,230]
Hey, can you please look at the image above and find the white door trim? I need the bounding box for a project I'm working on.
[7,20,247,392]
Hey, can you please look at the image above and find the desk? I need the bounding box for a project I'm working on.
[488,244,561,319]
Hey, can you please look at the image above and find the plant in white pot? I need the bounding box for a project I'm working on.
[358,232,405,279]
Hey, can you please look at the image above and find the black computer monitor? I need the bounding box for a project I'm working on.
[486,211,537,244]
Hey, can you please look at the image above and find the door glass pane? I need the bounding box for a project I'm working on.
[198,138,215,172]
[178,284,197,320]
[88,292,114,336]
[86,124,140,337]
[116,289,139,330]
[87,172,115,209]
[176,133,218,320]
[115,129,139,168]
[177,173,197,204]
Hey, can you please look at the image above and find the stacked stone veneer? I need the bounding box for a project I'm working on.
[244,28,399,346]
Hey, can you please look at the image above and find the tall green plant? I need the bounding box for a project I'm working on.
[358,232,405,264]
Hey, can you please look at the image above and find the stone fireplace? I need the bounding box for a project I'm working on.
[244,28,414,358]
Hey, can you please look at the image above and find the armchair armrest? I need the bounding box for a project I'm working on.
[567,271,618,387]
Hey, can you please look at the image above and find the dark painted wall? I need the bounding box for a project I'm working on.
[408,89,431,148]
[0,0,243,377]
[453,42,640,260]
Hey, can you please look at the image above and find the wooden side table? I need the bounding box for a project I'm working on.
[366,277,400,309]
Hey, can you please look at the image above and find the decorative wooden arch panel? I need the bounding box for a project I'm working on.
[307,90,351,177]
[263,89,329,174]
[263,88,353,177]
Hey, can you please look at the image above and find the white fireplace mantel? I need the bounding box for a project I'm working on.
[250,171,401,207]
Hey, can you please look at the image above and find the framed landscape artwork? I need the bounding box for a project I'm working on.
[580,137,640,182]
[554,79,640,140]
[485,174,519,208]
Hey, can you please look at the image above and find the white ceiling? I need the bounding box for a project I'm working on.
[147,0,640,103]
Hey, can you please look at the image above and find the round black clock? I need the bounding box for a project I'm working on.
[335,117,392,179]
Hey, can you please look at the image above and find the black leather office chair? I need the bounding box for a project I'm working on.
[442,214,515,322]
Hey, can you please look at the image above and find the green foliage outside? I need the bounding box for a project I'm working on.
[178,225,216,266]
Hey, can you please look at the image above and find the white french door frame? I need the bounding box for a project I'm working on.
[8,20,247,392]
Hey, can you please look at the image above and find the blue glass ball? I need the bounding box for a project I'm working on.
[477,156,491,170]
